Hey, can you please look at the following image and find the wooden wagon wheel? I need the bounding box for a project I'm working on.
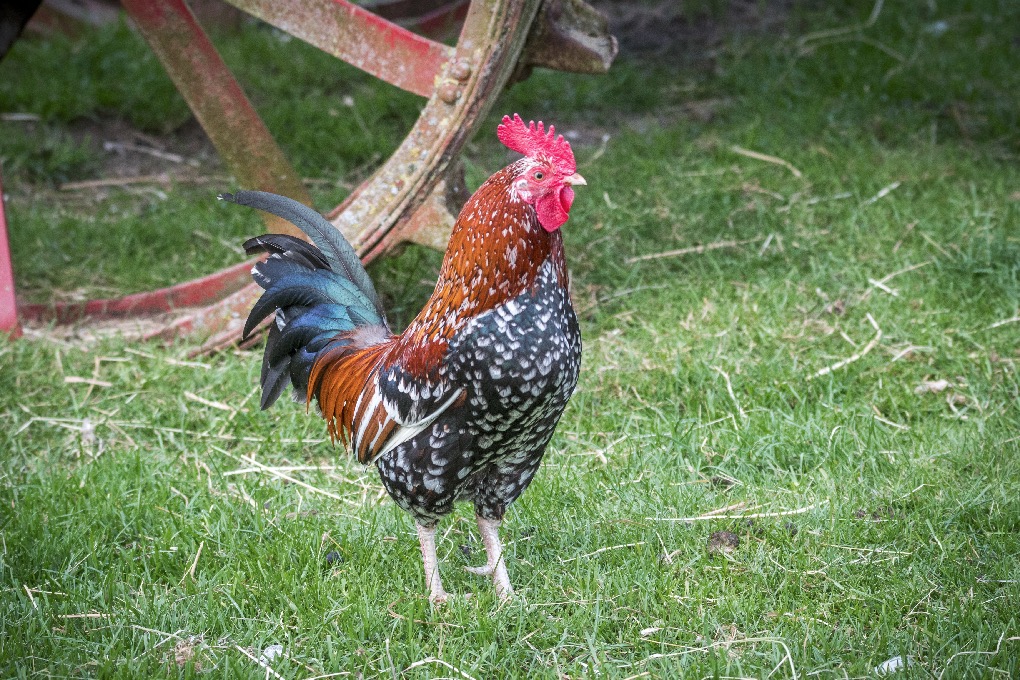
[10,0,616,350]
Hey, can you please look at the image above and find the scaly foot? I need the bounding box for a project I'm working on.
[465,516,515,601]
[416,522,451,605]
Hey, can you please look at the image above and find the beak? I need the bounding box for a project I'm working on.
[564,172,587,186]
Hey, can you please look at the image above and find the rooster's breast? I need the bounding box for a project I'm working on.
[375,257,581,524]
[452,257,581,435]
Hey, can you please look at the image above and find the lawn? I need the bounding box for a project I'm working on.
[1,0,1018,677]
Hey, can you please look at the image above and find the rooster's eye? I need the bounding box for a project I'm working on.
[533,171,545,181]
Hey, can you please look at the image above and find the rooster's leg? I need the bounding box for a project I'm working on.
[416,522,450,604]
[465,516,514,601]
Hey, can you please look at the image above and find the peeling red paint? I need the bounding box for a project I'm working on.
[228,0,454,98]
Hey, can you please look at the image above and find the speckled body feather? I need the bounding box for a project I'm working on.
[378,253,580,524]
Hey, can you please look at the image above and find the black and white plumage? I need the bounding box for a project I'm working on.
[376,257,581,525]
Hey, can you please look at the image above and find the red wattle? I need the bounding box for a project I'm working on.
[560,185,575,214]
[536,186,575,232]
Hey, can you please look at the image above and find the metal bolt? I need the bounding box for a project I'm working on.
[438,82,460,105]
[451,60,472,81]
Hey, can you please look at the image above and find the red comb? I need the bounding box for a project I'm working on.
[497,114,576,174]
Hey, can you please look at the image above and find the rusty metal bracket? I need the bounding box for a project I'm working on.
[518,0,619,77]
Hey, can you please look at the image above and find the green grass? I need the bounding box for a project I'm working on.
[2,1,1019,677]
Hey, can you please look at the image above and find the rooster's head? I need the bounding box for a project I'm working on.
[498,114,586,232]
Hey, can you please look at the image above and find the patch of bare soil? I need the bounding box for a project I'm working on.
[591,0,794,62]
[64,116,223,187]
[557,1,796,137]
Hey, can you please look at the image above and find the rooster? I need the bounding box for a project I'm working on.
[220,114,585,603]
